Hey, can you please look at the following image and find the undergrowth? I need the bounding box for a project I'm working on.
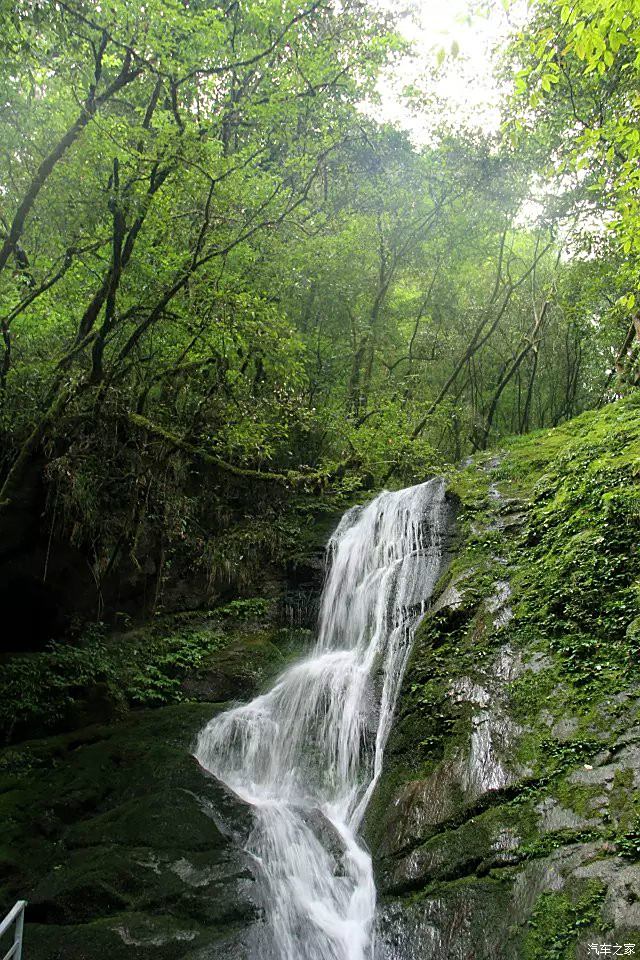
[0,597,280,742]
[523,881,607,960]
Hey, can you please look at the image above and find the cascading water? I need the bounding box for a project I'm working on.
[195,479,447,960]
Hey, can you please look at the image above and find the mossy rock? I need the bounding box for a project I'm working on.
[0,703,262,959]
[377,874,517,959]
[179,627,308,703]
[369,394,640,958]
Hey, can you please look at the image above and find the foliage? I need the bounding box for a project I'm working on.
[216,597,273,621]
[616,818,640,860]
[0,0,397,608]
[0,620,229,739]
[0,637,122,740]
[508,0,640,382]
[523,882,606,960]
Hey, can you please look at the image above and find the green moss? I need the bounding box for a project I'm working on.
[508,667,562,724]
[502,404,640,691]
[609,769,638,829]
[515,732,605,782]
[517,829,600,861]
[554,780,603,820]
[523,881,606,960]
[400,801,541,884]
[608,768,640,859]
[0,703,259,959]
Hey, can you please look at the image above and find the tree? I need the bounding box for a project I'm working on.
[0,0,394,607]
[507,0,640,384]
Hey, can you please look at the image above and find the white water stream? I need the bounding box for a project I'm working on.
[195,479,447,960]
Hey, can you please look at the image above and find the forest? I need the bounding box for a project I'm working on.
[1,1,639,959]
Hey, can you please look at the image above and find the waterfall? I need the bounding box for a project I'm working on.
[195,479,447,960]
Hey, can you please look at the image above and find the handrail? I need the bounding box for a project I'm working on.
[0,902,26,960]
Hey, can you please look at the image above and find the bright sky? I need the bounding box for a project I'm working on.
[371,0,528,141]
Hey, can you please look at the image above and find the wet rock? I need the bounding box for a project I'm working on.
[508,841,599,920]
[495,510,528,531]
[493,606,514,629]
[535,797,598,832]
[0,704,262,959]
[300,808,349,876]
[485,575,514,630]
[372,644,526,864]
[368,602,640,960]
[376,876,516,960]
[550,715,581,740]
[569,744,640,789]
[574,857,640,929]
[376,764,462,856]
[431,583,464,613]
[613,726,640,749]
[382,807,524,893]
[431,566,476,617]
[524,651,554,674]
[486,580,511,614]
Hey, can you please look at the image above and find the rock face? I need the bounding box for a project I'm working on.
[0,704,264,959]
[367,399,640,959]
[372,640,640,959]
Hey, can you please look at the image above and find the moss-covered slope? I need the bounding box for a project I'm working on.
[0,704,262,959]
[368,394,640,960]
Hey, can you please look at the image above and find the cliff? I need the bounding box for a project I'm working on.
[367,394,640,959]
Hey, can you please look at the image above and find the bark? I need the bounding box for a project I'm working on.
[0,319,10,400]
[0,386,73,510]
[90,158,126,382]
[127,413,350,489]
[615,313,640,385]
[520,348,539,434]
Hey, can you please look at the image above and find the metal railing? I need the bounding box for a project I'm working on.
[0,901,26,960]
